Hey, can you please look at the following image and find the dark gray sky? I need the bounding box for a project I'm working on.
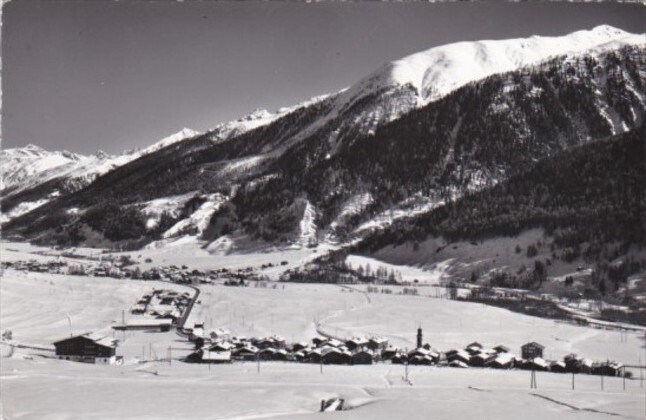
[3,1,645,154]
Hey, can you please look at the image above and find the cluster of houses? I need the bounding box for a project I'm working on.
[3,259,70,275]
[49,325,627,378]
[117,289,191,331]
[2,258,272,286]
[181,326,628,377]
[2,259,133,278]
[184,326,389,365]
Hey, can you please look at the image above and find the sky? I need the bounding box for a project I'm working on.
[2,1,645,155]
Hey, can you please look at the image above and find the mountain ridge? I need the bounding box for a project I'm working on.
[2,26,645,252]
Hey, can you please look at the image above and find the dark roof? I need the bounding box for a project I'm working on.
[53,333,116,348]
[521,342,545,350]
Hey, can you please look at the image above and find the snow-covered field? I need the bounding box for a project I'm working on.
[0,239,326,280]
[2,249,646,419]
[2,352,645,420]
[188,282,646,366]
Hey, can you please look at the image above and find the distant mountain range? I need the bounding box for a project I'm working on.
[2,25,644,262]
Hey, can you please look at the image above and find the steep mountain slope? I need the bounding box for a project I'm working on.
[350,125,645,293]
[0,129,202,222]
[227,42,645,242]
[3,26,645,250]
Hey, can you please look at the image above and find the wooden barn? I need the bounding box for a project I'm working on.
[232,345,258,361]
[391,353,408,364]
[486,353,515,369]
[447,350,470,365]
[469,353,494,367]
[381,346,399,360]
[351,350,374,365]
[322,348,352,365]
[521,357,548,371]
[521,342,545,360]
[53,333,117,364]
[367,337,388,352]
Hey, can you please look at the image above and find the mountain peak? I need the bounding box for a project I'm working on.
[370,25,643,105]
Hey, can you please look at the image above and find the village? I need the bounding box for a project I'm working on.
[3,255,642,383]
[0,257,272,284]
[45,284,632,381]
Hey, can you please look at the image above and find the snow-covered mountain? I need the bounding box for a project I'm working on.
[3,25,645,250]
[365,24,642,106]
[1,128,202,222]
[304,24,644,144]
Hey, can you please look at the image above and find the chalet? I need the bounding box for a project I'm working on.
[273,349,289,361]
[367,337,389,352]
[326,339,345,348]
[549,361,567,373]
[351,350,374,365]
[592,361,624,377]
[466,342,483,351]
[447,350,470,365]
[259,348,277,360]
[322,348,352,365]
[346,337,369,351]
[409,354,434,365]
[208,342,234,352]
[293,350,307,362]
[232,345,258,361]
[493,345,510,354]
[308,349,323,364]
[272,336,287,349]
[521,357,548,371]
[312,337,327,347]
[53,333,117,364]
[210,328,232,340]
[130,303,147,314]
[465,342,483,355]
[189,325,205,342]
[381,346,399,360]
[408,348,438,364]
[521,342,545,360]
[292,342,308,352]
[485,353,516,369]
[449,360,468,368]
[469,352,495,367]
[201,350,232,364]
[578,358,594,374]
[113,318,172,332]
[391,352,408,364]
[563,354,581,373]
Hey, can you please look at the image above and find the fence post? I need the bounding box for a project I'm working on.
[572,372,575,390]
[601,374,604,391]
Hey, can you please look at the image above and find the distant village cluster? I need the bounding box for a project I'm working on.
[0,258,284,284]
[181,326,629,378]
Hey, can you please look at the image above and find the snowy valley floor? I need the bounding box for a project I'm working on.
[1,267,646,418]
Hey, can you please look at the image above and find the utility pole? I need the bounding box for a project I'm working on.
[530,369,537,389]
[405,361,409,383]
[67,315,73,337]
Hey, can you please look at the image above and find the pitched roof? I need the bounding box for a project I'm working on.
[53,332,116,348]
[522,342,545,349]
